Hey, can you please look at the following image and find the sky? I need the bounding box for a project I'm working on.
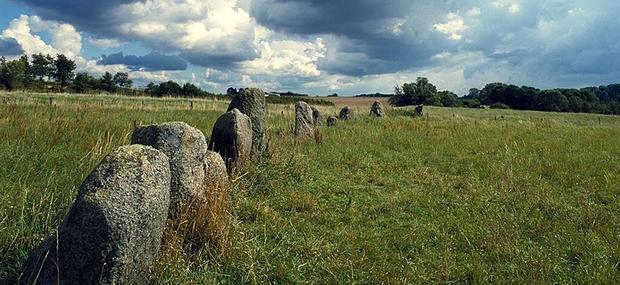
[0,0,619,95]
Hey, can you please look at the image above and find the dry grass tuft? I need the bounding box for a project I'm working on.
[153,170,231,278]
[314,128,323,145]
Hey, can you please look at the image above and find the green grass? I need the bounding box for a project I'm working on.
[1,92,619,284]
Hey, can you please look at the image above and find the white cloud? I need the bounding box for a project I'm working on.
[116,0,258,61]
[0,15,181,86]
[434,13,467,41]
[2,15,59,57]
[242,37,325,77]
[4,15,82,58]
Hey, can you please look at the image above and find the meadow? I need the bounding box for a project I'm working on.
[0,91,619,284]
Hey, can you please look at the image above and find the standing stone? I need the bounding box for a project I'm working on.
[327,116,338,127]
[204,151,229,194]
[414,105,424,117]
[311,106,323,125]
[209,109,253,174]
[17,145,171,285]
[227,88,266,156]
[131,122,211,214]
[370,101,386,117]
[295,101,315,136]
[340,106,354,120]
[132,122,230,248]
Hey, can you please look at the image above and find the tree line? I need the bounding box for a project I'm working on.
[0,54,135,94]
[0,53,220,98]
[145,81,221,98]
[390,77,620,115]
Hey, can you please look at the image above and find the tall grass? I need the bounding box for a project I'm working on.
[1,91,619,284]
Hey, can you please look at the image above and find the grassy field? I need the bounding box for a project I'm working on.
[1,92,619,284]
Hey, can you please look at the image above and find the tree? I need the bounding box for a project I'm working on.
[113,72,132,89]
[461,98,481,108]
[438,91,461,107]
[145,82,157,96]
[72,72,99,93]
[19,55,35,88]
[226,87,238,95]
[465,88,481,99]
[31,53,54,82]
[53,54,76,88]
[389,77,438,106]
[0,57,27,90]
[537,90,569,112]
[100,72,116,93]
[182,82,201,97]
[156,81,182,97]
[567,95,586,113]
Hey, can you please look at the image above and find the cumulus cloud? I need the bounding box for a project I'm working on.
[116,0,260,67]
[98,52,188,71]
[1,15,82,58]
[12,0,263,68]
[242,37,325,77]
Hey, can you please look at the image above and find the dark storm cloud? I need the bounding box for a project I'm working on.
[9,0,136,36]
[252,0,453,76]
[254,0,620,87]
[251,0,413,36]
[98,52,188,71]
[180,52,250,70]
[0,37,23,56]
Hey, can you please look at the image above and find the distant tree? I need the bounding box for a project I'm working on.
[425,93,443,106]
[394,85,404,96]
[465,88,481,99]
[328,93,339,97]
[537,90,569,112]
[182,82,201,97]
[100,72,116,93]
[461,98,481,108]
[145,82,157,96]
[19,55,35,88]
[31,53,54,82]
[0,57,27,90]
[156,81,182,97]
[53,54,76,88]
[226,87,238,95]
[567,95,586,113]
[389,77,438,106]
[72,72,99,93]
[438,91,461,107]
[479,83,507,105]
[113,72,132,89]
